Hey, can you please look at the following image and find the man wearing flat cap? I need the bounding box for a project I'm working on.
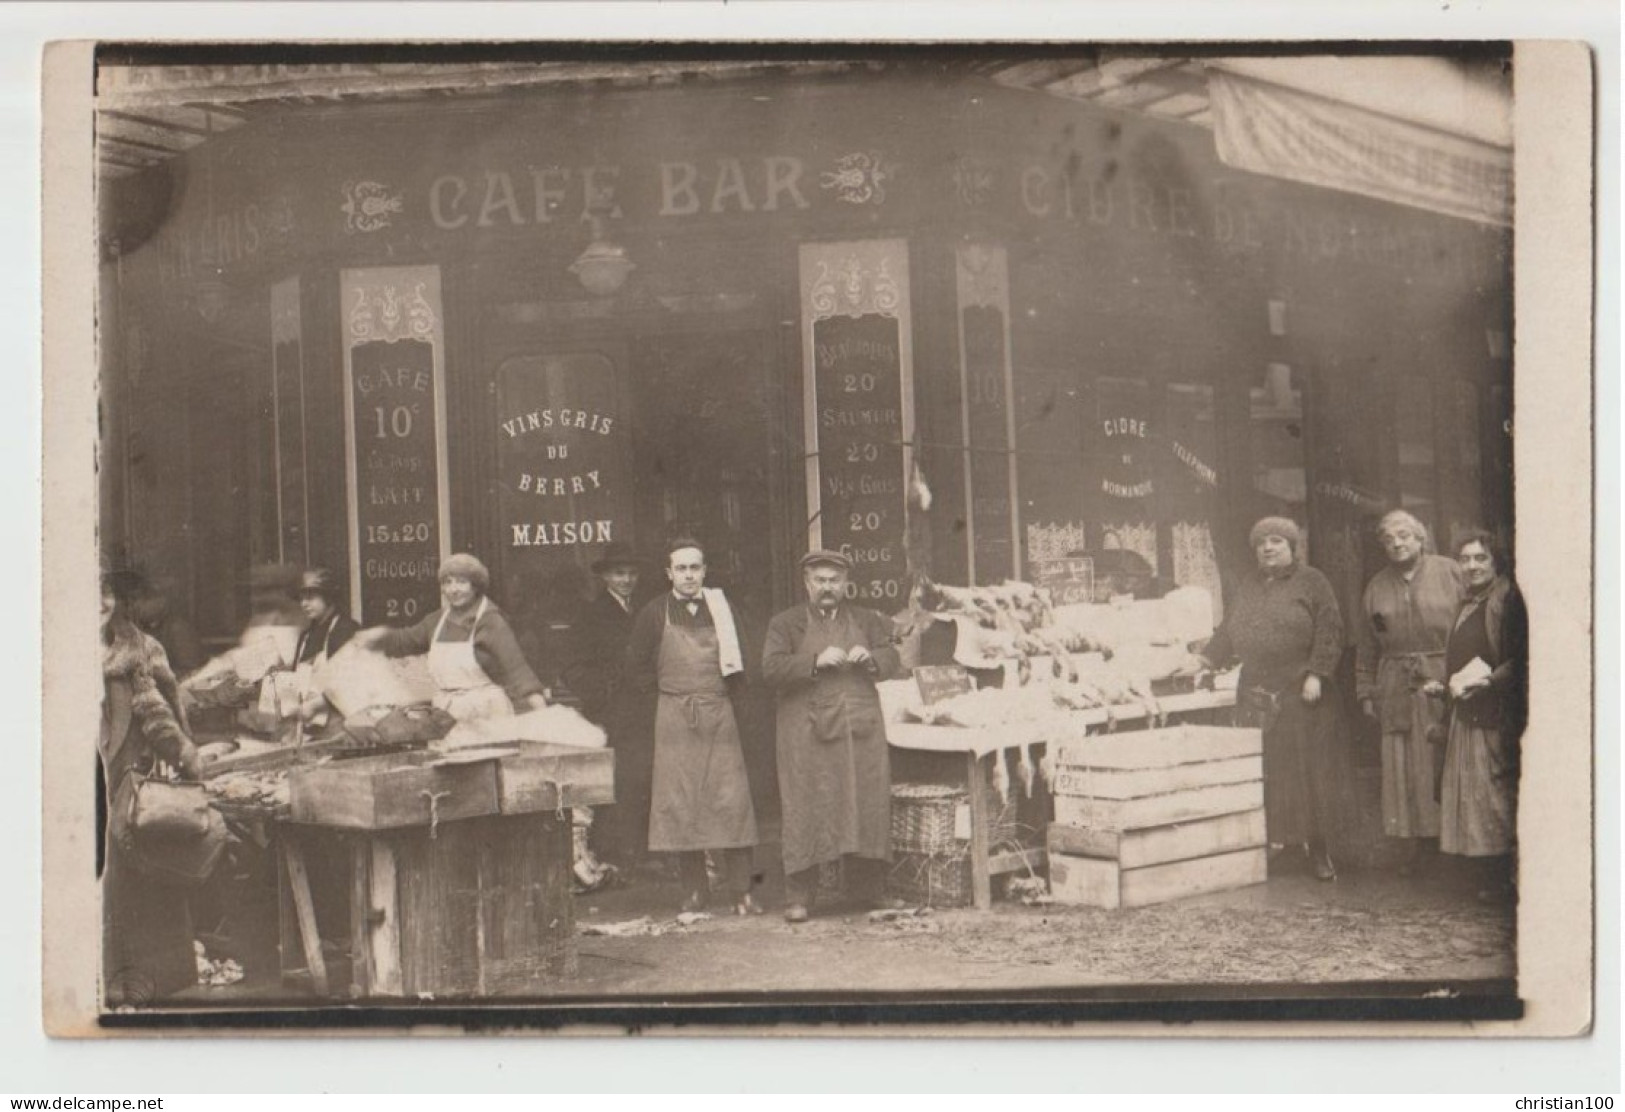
[762,549,905,922]
[564,543,655,868]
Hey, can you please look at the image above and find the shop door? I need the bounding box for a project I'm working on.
[629,329,783,809]
[628,331,781,623]
[492,345,636,687]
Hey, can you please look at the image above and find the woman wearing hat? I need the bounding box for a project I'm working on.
[1355,509,1465,874]
[359,553,547,724]
[1200,517,1344,880]
[291,567,359,728]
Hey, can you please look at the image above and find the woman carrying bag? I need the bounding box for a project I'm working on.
[100,569,225,1006]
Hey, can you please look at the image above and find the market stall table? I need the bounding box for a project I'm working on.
[886,688,1237,910]
[208,742,612,1000]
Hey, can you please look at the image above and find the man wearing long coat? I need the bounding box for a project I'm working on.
[762,549,903,922]
[563,543,656,868]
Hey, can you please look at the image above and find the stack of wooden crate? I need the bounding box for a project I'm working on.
[1045,725,1267,909]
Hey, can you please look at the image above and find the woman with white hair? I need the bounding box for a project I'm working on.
[1355,509,1465,874]
[359,553,547,724]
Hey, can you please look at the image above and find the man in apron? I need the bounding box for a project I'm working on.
[763,549,905,922]
[292,567,358,731]
[624,539,761,915]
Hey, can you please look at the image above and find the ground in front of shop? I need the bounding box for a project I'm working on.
[176,814,1514,1007]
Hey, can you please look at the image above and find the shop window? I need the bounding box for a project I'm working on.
[270,277,309,567]
[1394,376,1439,543]
[632,333,775,618]
[1092,376,1158,578]
[1016,366,1086,571]
[1248,362,1308,529]
[497,349,633,641]
[955,244,1018,585]
[1438,379,1485,554]
[1162,382,1223,622]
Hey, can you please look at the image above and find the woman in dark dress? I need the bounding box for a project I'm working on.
[1201,517,1345,880]
[1430,531,1527,902]
[100,570,204,1005]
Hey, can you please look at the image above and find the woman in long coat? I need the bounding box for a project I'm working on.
[1431,531,1527,901]
[1355,509,1464,873]
[100,570,204,1005]
[1202,517,1344,880]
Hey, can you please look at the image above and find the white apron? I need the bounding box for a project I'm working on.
[426,598,514,724]
[293,655,328,727]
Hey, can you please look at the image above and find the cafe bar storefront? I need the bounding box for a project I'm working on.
[98,57,1514,700]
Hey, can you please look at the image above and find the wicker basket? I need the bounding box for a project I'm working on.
[890,783,965,854]
[886,849,971,908]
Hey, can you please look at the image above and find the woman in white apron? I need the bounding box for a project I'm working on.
[359,554,619,890]
[292,567,359,730]
[359,554,547,726]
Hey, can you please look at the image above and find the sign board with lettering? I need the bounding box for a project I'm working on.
[497,350,632,564]
[800,240,914,610]
[1031,557,1096,607]
[341,267,451,626]
[270,276,309,567]
[914,665,974,705]
[956,244,1020,585]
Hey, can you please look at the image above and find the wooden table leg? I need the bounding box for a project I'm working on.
[280,835,329,998]
[350,839,373,998]
[965,751,993,910]
[367,838,403,996]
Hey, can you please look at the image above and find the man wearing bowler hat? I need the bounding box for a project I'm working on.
[564,543,655,868]
[763,549,905,922]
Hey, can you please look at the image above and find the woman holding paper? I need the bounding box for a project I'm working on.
[1428,532,1527,899]
[357,553,547,725]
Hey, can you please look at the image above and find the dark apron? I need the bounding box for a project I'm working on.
[647,614,758,852]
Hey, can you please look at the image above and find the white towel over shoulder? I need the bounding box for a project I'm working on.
[703,587,745,677]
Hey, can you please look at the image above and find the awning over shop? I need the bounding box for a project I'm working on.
[1207,66,1512,228]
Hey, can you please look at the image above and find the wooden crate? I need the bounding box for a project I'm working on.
[496,744,615,815]
[1051,724,1262,778]
[1050,724,1263,831]
[1048,844,1267,909]
[288,753,500,830]
[1048,810,1267,871]
[386,813,577,996]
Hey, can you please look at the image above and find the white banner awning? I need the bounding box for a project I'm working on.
[1208,70,1512,228]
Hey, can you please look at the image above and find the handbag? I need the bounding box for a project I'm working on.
[111,771,230,888]
[125,772,214,838]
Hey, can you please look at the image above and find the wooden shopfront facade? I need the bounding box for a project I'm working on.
[98,62,1514,688]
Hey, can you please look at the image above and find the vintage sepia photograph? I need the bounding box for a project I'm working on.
[41,36,1597,1036]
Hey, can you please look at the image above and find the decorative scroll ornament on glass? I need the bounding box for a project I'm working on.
[953,158,995,208]
[342,180,405,235]
[956,244,1008,309]
[808,256,902,322]
[820,152,895,205]
[347,282,437,344]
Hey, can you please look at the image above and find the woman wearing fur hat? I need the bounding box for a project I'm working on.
[358,553,547,724]
[1201,517,1344,880]
[1355,509,1465,874]
[100,568,206,1003]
